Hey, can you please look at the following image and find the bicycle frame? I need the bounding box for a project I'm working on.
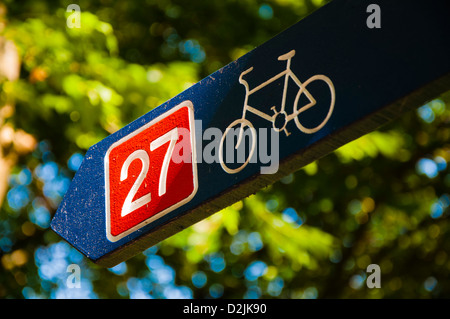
[238,51,316,131]
[219,49,335,174]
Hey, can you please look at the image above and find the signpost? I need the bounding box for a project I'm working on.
[51,0,450,267]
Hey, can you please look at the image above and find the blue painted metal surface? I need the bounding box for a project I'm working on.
[51,0,450,266]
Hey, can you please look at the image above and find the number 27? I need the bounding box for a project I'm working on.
[120,128,179,217]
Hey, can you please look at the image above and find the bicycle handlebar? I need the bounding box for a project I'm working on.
[239,67,254,84]
[240,67,254,77]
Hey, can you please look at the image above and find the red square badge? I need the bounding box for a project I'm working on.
[104,101,198,242]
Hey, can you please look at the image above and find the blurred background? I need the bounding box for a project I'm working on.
[0,0,449,299]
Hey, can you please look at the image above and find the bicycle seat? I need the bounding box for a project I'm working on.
[278,50,296,61]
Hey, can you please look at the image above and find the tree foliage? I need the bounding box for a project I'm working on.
[0,0,449,299]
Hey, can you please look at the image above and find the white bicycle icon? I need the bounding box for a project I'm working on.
[219,49,336,174]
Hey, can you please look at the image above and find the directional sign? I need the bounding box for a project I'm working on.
[51,0,450,267]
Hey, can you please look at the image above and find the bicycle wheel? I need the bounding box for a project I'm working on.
[219,118,257,174]
[293,74,335,134]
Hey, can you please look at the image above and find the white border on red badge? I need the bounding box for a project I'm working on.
[104,100,198,242]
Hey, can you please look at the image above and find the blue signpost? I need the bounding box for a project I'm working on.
[51,0,450,267]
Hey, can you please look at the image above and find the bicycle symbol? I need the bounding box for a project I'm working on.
[219,49,336,174]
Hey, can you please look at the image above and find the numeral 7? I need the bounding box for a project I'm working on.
[150,127,179,196]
